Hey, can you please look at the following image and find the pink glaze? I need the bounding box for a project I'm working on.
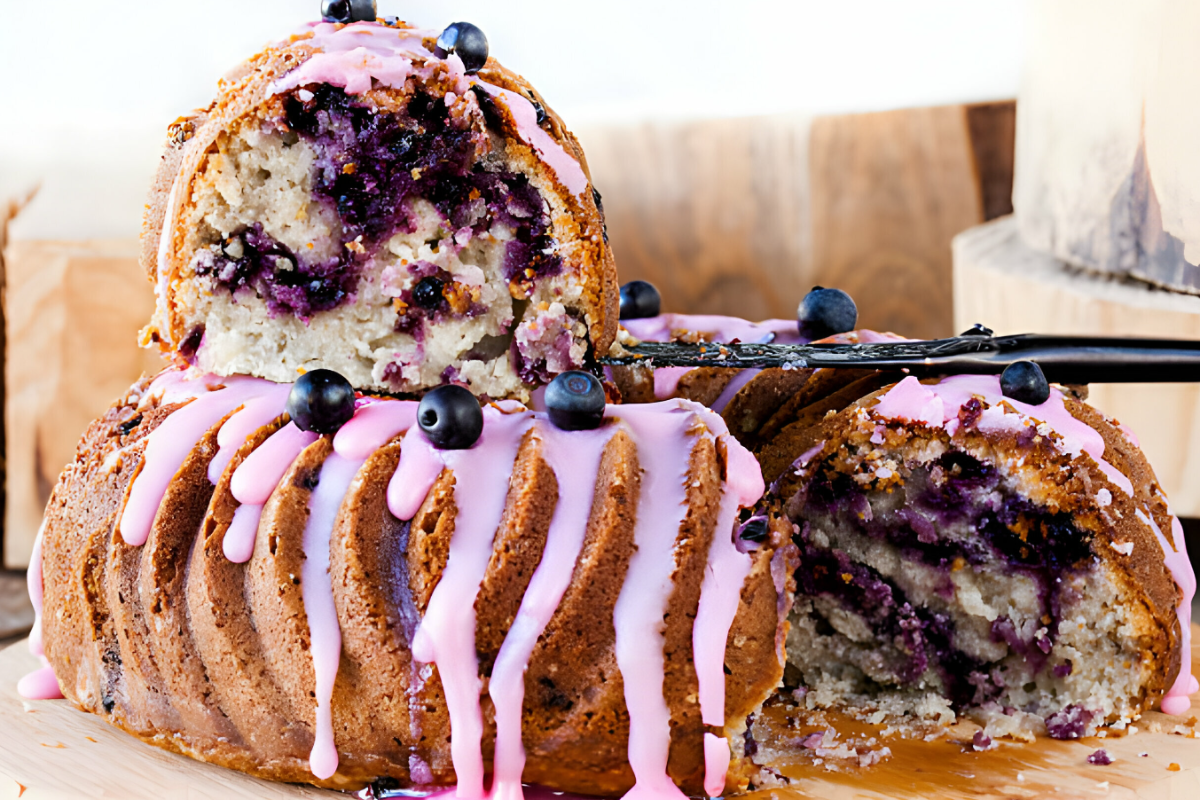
[1136,506,1199,716]
[222,422,319,563]
[333,400,418,460]
[208,385,292,484]
[26,522,45,658]
[18,667,63,701]
[872,375,1134,496]
[403,408,535,800]
[621,315,794,346]
[710,369,761,414]
[120,376,275,546]
[19,524,62,701]
[232,423,321,505]
[691,411,765,764]
[474,83,589,198]
[653,367,695,400]
[702,734,732,798]
[269,22,588,199]
[302,451,367,780]
[272,22,437,96]
[608,401,711,800]
[223,503,266,564]
[488,421,618,800]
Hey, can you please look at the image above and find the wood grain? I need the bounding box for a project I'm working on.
[579,104,1000,341]
[3,240,163,569]
[577,115,816,323]
[1,629,1197,799]
[954,216,1200,517]
[965,101,1017,221]
[809,105,984,341]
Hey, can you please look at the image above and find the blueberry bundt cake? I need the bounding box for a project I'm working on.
[762,373,1197,739]
[143,18,615,400]
[32,369,790,796]
[17,2,1199,794]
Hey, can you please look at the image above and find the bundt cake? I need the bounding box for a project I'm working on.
[761,373,1197,741]
[142,17,616,401]
[31,368,791,796]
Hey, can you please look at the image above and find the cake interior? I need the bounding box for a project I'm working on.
[783,446,1149,740]
[177,85,588,398]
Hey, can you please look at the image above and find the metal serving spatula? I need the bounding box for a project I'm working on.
[598,333,1200,384]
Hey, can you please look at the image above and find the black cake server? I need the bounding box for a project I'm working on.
[598,334,1200,384]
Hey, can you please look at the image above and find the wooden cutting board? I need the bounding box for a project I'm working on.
[1,632,1198,800]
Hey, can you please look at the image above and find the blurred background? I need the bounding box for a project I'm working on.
[2,0,1200,637]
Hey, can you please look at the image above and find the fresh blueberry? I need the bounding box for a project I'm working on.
[545,371,606,431]
[434,22,489,74]
[418,385,484,449]
[739,518,769,543]
[1000,360,1051,406]
[619,280,661,320]
[287,369,357,434]
[797,286,858,340]
[412,277,445,310]
[960,323,994,337]
[321,0,377,24]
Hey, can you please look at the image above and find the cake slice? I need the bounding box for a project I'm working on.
[143,19,616,401]
[762,374,1197,741]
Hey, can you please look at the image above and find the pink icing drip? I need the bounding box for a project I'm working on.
[333,400,418,460]
[873,375,1134,496]
[702,734,732,799]
[19,523,62,700]
[18,667,63,701]
[232,423,321,506]
[208,385,292,484]
[710,369,761,414]
[403,408,535,800]
[690,412,764,796]
[608,401,710,800]
[223,503,266,564]
[621,315,794,346]
[488,422,618,800]
[474,84,589,198]
[26,522,45,658]
[120,376,275,546]
[303,451,366,780]
[1136,508,1198,715]
[221,422,319,564]
[653,367,694,401]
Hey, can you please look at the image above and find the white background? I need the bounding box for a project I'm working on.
[0,0,1028,237]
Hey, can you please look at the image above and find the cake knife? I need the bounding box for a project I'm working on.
[598,333,1200,384]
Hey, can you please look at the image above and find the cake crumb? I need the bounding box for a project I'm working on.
[1167,763,1181,772]
[1087,749,1112,765]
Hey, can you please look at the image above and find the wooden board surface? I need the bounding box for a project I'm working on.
[2,630,1198,800]
[954,216,1200,517]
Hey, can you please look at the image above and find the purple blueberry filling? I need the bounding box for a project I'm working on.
[793,525,994,707]
[791,448,1102,712]
[194,224,353,319]
[201,85,564,325]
